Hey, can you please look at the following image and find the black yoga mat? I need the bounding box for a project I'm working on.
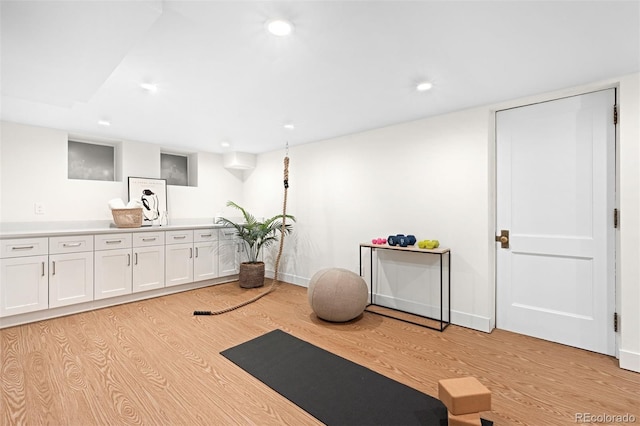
[221,329,493,426]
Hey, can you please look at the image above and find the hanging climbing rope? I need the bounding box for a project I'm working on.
[193,145,291,316]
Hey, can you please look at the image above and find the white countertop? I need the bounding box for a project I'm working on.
[0,219,228,239]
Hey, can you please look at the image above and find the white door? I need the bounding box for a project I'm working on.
[496,89,616,355]
[49,252,94,308]
[218,229,240,277]
[0,255,48,316]
[165,243,193,287]
[94,248,133,300]
[133,246,165,292]
[194,242,218,282]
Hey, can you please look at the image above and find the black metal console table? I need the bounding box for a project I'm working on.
[359,243,451,332]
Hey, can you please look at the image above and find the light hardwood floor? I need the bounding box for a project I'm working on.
[1,282,638,425]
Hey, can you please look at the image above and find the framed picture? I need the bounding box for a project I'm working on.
[128,177,167,226]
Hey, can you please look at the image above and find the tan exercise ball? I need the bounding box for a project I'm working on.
[307,268,368,322]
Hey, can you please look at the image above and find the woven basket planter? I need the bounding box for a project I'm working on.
[239,262,265,288]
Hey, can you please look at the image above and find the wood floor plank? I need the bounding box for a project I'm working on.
[1,282,639,425]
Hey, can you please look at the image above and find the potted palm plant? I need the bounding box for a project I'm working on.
[216,201,295,288]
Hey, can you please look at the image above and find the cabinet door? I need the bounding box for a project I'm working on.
[165,243,193,287]
[49,252,94,308]
[218,239,240,277]
[94,249,132,300]
[0,255,48,316]
[133,246,165,292]
[194,242,218,282]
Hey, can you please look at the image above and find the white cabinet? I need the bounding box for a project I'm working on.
[94,234,132,300]
[165,230,194,287]
[132,232,165,293]
[49,235,94,308]
[194,229,219,282]
[218,228,241,277]
[0,226,240,326]
[0,238,49,317]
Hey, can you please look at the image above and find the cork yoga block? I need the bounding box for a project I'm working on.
[448,411,482,426]
[438,377,491,416]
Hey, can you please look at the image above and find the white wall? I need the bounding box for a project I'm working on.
[0,121,244,224]
[243,107,494,330]
[246,73,640,372]
[1,73,638,372]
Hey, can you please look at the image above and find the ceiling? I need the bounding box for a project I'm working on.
[1,1,639,154]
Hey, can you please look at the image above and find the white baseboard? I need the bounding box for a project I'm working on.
[266,272,493,333]
[266,270,309,287]
[619,349,640,373]
[450,310,493,333]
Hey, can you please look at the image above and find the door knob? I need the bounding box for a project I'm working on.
[495,230,509,249]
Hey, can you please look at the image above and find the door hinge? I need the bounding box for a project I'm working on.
[614,312,619,332]
[613,105,618,125]
[614,208,619,228]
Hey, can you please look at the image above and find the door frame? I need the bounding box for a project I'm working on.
[490,85,620,357]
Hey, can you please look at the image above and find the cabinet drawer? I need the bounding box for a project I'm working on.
[1,238,48,258]
[133,232,165,247]
[49,235,93,254]
[95,233,132,250]
[194,229,218,242]
[166,230,193,244]
[219,228,238,240]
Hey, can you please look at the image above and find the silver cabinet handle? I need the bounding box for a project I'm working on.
[189,248,193,259]
[173,235,186,240]
[127,254,131,266]
[200,233,212,238]
[12,245,34,251]
[42,262,45,277]
[135,253,138,265]
[142,237,156,242]
[52,261,56,275]
[106,240,122,245]
[195,247,199,258]
[63,242,82,247]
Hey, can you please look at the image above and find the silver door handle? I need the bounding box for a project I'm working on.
[195,247,199,258]
[127,254,131,266]
[42,262,45,276]
[190,248,193,259]
[135,253,138,265]
[52,261,56,275]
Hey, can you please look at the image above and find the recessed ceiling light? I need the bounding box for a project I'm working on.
[283,123,295,130]
[97,119,111,127]
[266,19,294,36]
[221,141,230,148]
[140,82,158,92]
[416,81,433,92]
